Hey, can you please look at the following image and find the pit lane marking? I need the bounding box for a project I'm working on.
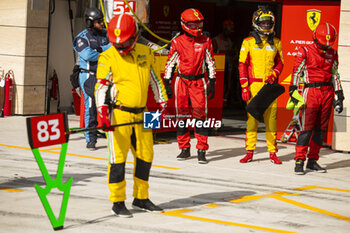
[0,187,23,192]
[0,144,179,170]
[230,190,350,222]
[162,209,296,233]
[294,185,350,193]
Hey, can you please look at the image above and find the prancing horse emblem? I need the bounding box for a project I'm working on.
[307,9,321,31]
[164,5,169,17]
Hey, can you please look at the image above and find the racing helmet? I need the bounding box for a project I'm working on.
[252,7,275,35]
[313,22,337,51]
[85,8,104,28]
[181,8,204,37]
[108,14,138,56]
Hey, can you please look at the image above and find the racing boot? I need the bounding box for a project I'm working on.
[294,159,305,175]
[132,198,164,213]
[270,152,282,164]
[112,201,133,218]
[197,149,208,164]
[177,148,191,160]
[240,150,254,163]
[306,158,326,173]
[86,141,96,151]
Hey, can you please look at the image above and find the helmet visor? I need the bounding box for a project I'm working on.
[314,39,332,51]
[114,36,137,50]
[258,18,273,30]
[186,21,203,30]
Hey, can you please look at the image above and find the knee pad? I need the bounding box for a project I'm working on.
[109,163,125,183]
[195,119,208,136]
[135,158,151,181]
[177,125,189,136]
[296,130,312,146]
[312,127,326,146]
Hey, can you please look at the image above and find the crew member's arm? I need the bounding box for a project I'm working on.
[332,50,344,113]
[238,39,251,101]
[95,53,114,131]
[163,40,179,99]
[289,47,306,103]
[149,50,168,105]
[266,40,284,84]
[205,38,217,100]
[74,36,101,61]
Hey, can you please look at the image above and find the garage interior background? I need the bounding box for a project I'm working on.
[0,0,349,151]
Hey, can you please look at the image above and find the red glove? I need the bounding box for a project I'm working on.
[265,71,277,84]
[241,87,251,102]
[98,105,114,131]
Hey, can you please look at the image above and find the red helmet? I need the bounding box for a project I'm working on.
[108,14,138,56]
[313,22,337,51]
[181,8,204,37]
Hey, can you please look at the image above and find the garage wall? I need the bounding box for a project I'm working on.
[332,0,350,151]
[48,0,77,113]
[0,0,49,115]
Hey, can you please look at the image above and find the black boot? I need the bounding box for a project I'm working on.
[197,149,208,164]
[306,159,326,173]
[294,159,305,175]
[177,148,190,160]
[132,198,163,213]
[112,201,133,218]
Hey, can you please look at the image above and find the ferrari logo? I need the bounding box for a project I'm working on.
[307,9,321,31]
[194,12,199,17]
[114,29,121,37]
[163,5,169,17]
[326,35,331,41]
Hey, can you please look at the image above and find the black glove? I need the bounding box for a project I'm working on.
[334,90,344,113]
[164,79,173,99]
[289,85,298,104]
[96,47,103,53]
[207,78,216,100]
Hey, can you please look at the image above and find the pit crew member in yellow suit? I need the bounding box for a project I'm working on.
[238,6,284,164]
[95,14,168,218]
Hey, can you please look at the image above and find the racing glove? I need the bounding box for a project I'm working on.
[98,105,114,131]
[241,87,251,102]
[164,79,173,99]
[334,90,344,114]
[207,78,216,100]
[96,47,103,53]
[289,85,299,104]
[265,70,277,84]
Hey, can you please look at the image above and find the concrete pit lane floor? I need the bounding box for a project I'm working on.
[0,115,350,233]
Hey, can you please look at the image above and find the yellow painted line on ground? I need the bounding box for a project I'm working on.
[230,191,350,222]
[0,144,31,150]
[0,144,179,170]
[162,209,296,233]
[230,192,298,203]
[40,147,61,152]
[294,185,350,193]
[0,187,23,192]
[271,195,350,222]
[204,204,220,208]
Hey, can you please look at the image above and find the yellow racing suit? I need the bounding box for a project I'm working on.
[238,36,284,152]
[95,44,168,203]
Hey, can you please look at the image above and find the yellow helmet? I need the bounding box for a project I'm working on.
[252,6,275,35]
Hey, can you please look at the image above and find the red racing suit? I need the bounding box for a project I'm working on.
[164,33,216,150]
[292,44,342,161]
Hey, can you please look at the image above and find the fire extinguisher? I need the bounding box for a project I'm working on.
[0,70,14,117]
[50,70,59,100]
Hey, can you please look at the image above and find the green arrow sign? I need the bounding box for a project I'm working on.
[32,142,73,230]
